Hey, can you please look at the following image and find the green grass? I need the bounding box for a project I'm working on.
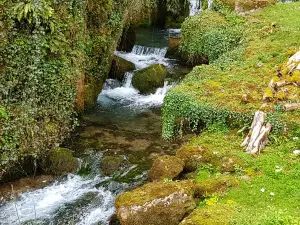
[183,124,300,224]
[162,3,300,139]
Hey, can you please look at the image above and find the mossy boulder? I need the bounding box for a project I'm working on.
[109,56,136,81]
[101,156,124,176]
[176,146,218,172]
[115,180,196,225]
[132,64,167,94]
[148,155,184,181]
[48,148,78,176]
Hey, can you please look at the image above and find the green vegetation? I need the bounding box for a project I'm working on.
[179,9,244,64]
[163,2,300,139]
[0,0,158,180]
[181,123,300,224]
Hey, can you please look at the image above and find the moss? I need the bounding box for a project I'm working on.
[116,180,196,208]
[47,148,78,176]
[115,180,197,225]
[195,175,240,197]
[179,204,235,225]
[176,146,218,172]
[148,155,184,181]
[132,64,167,94]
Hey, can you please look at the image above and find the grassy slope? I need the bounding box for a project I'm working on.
[163,3,300,139]
[166,3,300,224]
[183,128,300,224]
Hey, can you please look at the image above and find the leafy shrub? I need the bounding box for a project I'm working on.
[179,10,244,64]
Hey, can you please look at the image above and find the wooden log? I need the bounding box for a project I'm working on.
[250,123,272,154]
[243,111,266,152]
[275,81,291,88]
[283,103,300,112]
[241,111,272,154]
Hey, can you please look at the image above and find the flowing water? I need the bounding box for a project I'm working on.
[0,28,191,225]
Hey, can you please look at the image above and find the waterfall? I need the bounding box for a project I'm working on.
[131,45,167,57]
[208,0,213,10]
[189,0,201,16]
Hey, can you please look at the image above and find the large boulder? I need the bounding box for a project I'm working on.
[132,64,167,94]
[148,155,184,181]
[101,155,124,176]
[47,148,78,176]
[109,56,135,81]
[115,180,196,225]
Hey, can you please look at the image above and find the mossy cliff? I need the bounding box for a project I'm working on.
[0,0,157,181]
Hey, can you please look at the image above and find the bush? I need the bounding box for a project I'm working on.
[179,10,243,64]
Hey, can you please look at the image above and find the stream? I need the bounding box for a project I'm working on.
[0,28,191,225]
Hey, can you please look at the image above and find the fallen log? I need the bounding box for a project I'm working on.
[241,111,272,154]
[283,103,300,112]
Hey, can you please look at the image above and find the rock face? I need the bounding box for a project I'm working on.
[132,64,167,94]
[148,155,184,181]
[47,148,78,176]
[115,180,196,225]
[109,56,136,81]
[176,146,217,172]
[101,155,124,176]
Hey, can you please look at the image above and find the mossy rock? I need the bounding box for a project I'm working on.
[101,155,124,176]
[115,180,196,225]
[220,156,243,173]
[109,56,136,81]
[48,148,78,176]
[176,146,218,172]
[148,155,184,181]
[179,204,235,225]
[132,64,167,94]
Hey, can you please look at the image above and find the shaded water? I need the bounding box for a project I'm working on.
[0,27,190,225]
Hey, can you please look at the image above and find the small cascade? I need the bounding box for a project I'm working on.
[189,0,202,16]
[131,45,167,57]
[208,0,213,10]
[123,72,134,88]
[115,44,170,70]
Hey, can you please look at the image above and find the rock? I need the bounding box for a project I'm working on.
[115,180,196,225]
[109,56,136,81]
[48,148,78,176]
[101,156,124,176]
[148,155,184,181]
[132,64,167,94]
[176,146,217,172]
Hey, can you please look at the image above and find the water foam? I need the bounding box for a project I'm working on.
[0,175,107,224]
[115,45,169,70]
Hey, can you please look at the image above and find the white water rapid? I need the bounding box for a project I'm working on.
[101,44,174,108]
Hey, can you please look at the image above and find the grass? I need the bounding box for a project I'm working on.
[162,2,300,139]
[181,122,300,224]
